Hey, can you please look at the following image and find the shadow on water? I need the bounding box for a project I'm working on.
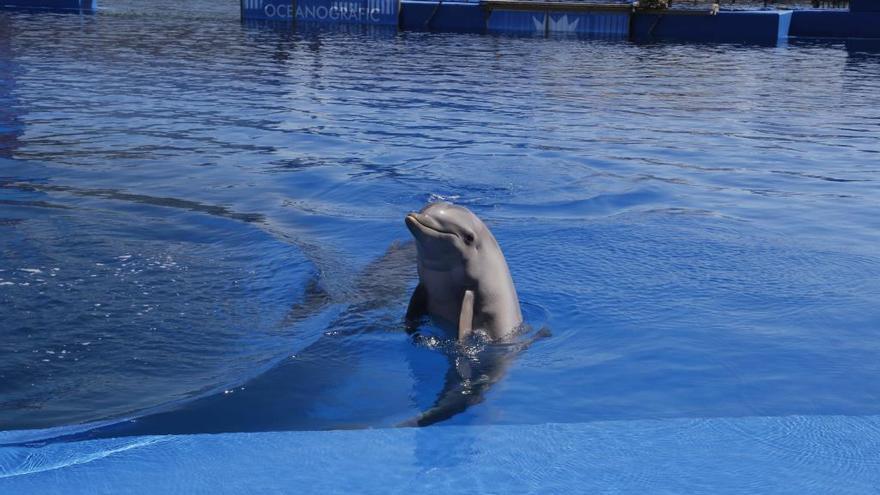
[0,168,316,435]
[1,181,266,223]
[787,37,880,61]
[845,38,880,60]
[85,241,423,437]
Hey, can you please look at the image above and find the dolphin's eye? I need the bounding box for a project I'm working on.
[463,232,475,245]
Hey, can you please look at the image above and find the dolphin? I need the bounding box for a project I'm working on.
[399,202,548,427]
[404,202,523,343]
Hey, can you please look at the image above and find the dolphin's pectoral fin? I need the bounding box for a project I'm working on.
[458,289,474,342]
[405,283,428,333]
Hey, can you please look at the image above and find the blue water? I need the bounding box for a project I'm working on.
[1,0,880,469]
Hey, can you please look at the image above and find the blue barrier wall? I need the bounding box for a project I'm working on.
[486,10,540,34]
[0,0,95,11]
[238,1,876,41]
[790,11,880,38]
[849,0,880,12]
[398,1,485,32]
[242,0,399,25]
[632,11,791,43]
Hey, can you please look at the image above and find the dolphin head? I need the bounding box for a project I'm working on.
[405,202,490,270]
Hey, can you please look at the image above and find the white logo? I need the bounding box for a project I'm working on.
[549,15,580,33]
[265,2,293,17]
[248,0,393,22]
[296,2,384,22]
[533,14,581,34]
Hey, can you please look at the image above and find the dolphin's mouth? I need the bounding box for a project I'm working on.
[406,213,454,238]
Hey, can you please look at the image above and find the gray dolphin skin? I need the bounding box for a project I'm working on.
[404,202,523,343]
[400,202,545,427]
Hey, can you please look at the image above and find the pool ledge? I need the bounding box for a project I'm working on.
[2,414,879,493]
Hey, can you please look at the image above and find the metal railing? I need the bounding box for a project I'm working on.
[714,0,848,8]
[667,0,849,8]
[484,0,850,9]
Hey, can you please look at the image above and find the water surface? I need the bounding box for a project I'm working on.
[1,1,879,437]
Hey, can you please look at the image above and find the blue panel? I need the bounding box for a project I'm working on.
[850,0,880,12]
[241,0,293,21]
[399,2,485,32]
[0,0,95,11]
[777,10,791,39]
[398,1,434,29]
[485,10,628,37]
[487,10,545,34]
[632,11,788,43]
[790,11,880,38]
[547,12,629,37]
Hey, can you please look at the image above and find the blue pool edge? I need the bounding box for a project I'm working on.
[2,414,879,493]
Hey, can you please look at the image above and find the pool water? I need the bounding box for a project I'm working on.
[1,0,880,446]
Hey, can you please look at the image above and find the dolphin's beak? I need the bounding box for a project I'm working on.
[406,212,447,240]
[405,213,422,237]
